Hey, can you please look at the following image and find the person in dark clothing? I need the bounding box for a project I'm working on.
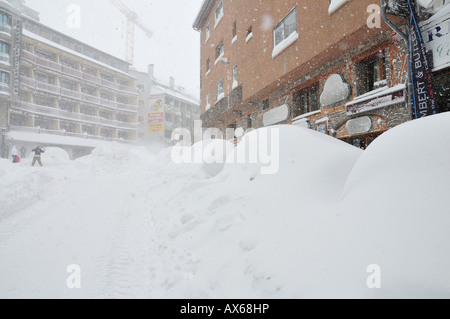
[31,146,45,167]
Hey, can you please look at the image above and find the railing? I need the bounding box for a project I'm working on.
[82,93,100,104]
[0,23,11,35]
[21,50,137,94]
[60,87,82,100]
[61,65,82,79]
[11,101,138,131]
[101,78,118,90]
[117,84,138,95]
[35,81,60,95]
[101,98,118,109]
[0,82,9,95]
[82,72,101,85]
[117,103,138,113]
[35,56,61,72]
[0,52,10,65]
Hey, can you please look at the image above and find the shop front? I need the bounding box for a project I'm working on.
[337,115,389,149]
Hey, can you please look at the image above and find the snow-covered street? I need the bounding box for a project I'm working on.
[1,113,450,299]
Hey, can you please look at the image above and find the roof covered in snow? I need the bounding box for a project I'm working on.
[193,0,216,30]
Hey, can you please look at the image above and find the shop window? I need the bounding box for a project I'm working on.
[292,84,320,117]
[356,54,386,96]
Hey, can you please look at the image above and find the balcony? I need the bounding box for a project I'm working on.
[202,84,243,124]
[35,56,61,73]
[61,65,82,79]
[100,98,119,109]
[82,72,101,85]
[60,87,82,100]
[82,93,100,105]
[101,78,118,90]
[117,102,138,113]
[35,81,60,95]
[0,82,9,96]
[21,50,138,96]
[0,52,10,66]
[0,23,11,36]
[117,84,138,95]
[11,101,137,131]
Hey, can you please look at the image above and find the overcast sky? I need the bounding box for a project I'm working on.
[25,0,204,98]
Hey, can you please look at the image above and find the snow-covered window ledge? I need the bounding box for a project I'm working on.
[232,80,238,90]
[216,92,225,102]
[245,32,253,43]
[231,35,237,45]
[329,0,351,15]
[205,104,211,111]
[205,69,211,77]
[214,52,224,66]
[272,31,298,59]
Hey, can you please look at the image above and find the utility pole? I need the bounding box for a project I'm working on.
[380,0,413,120]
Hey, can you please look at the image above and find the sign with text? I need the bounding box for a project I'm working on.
[421,6,450,71]
[408,0,437,118]
[148,98,164,134]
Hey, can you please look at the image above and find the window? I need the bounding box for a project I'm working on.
[273,8,297,47]
[205,23,210,41]
[215,1,224,27]
[0,71,9,93]
[232,65,238,89]
[0,11,12,33]
[356,54,386,95]
[246,26,253,43]
[329,0,351,15]
[262,99,270,110]
[0,41,10,64]
[292,84,320,118]
[215,79,224,101]
[216,42,224,59]
[81,85,96,96]
[206,58,210,72]
[206,93,211,110]
[232,21,237,38]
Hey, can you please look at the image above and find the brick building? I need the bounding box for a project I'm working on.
[130,65,200,144]
[193,0,448,149]
[1,0,139,159]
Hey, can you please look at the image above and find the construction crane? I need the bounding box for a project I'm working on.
[109,0,153,65]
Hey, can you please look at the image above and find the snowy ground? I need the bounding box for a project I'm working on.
[0,113,449,299]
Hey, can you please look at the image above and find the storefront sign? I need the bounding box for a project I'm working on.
[408,0,437,118]
[148,98,164,133]
[263,104,290,126]
[346,116,373,136]
[346,85,406,115]
[421,5,450,71]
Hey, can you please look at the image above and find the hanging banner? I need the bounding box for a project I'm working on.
[408,0,437,118]
[148,97,164,134]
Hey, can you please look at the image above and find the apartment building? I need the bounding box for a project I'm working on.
[0,0,139,159]
[193,0,448,149]
[131,65,200,144]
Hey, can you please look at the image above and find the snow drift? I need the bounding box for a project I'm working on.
[0,113,449,299]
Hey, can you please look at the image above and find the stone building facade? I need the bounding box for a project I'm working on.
[193,0,432,149]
